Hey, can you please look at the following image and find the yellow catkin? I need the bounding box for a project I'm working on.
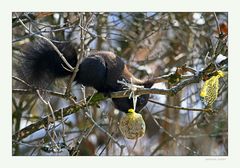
[119,109,146,139]
[200,70,224,107]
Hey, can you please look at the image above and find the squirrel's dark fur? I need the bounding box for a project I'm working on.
[19,40,153,112]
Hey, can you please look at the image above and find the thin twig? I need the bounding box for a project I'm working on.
[150,113,198,155]
[178,131,228,139]
[12,76,31,87]
[13,88,66,99]
[72,124,95,156]
[128,138,138,156]
[36,90,48,105]
[14,12,74,71]
[98,133,113,156]
[65,13,87,95]
[60,109,67,144]
[36,90,60,149]
[150,112,203,156]
[111,74,202,98]
[149,99,211,113]
[12,100,86,141]
[85,112,123,149]
[213,12,221,35]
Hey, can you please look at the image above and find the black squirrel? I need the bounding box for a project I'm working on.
[18,40,154,112]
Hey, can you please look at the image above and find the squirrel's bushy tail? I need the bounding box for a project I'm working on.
[19,40,77,88]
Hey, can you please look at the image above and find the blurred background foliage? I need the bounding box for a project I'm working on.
[12,12,228,156]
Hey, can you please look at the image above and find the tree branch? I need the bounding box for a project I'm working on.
[14,12,74,71]
[149,99,211,113]
[12,73,201,141]
[12,101,86,141]
[12,53,227,142]
[110,73,201,98]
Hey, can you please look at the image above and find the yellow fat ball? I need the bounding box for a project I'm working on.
[119,109,146,139]
[200,70,224,107]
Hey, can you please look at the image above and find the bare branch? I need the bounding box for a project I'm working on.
[213,12,221,35]
[111,74,201,98]
[85,112,124,149]
[12,100,86,141]
[149,99,211,113]
[14,12,74,71]
[150,112,203,156]
[12,76,31,87]
[65,13,90,95]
